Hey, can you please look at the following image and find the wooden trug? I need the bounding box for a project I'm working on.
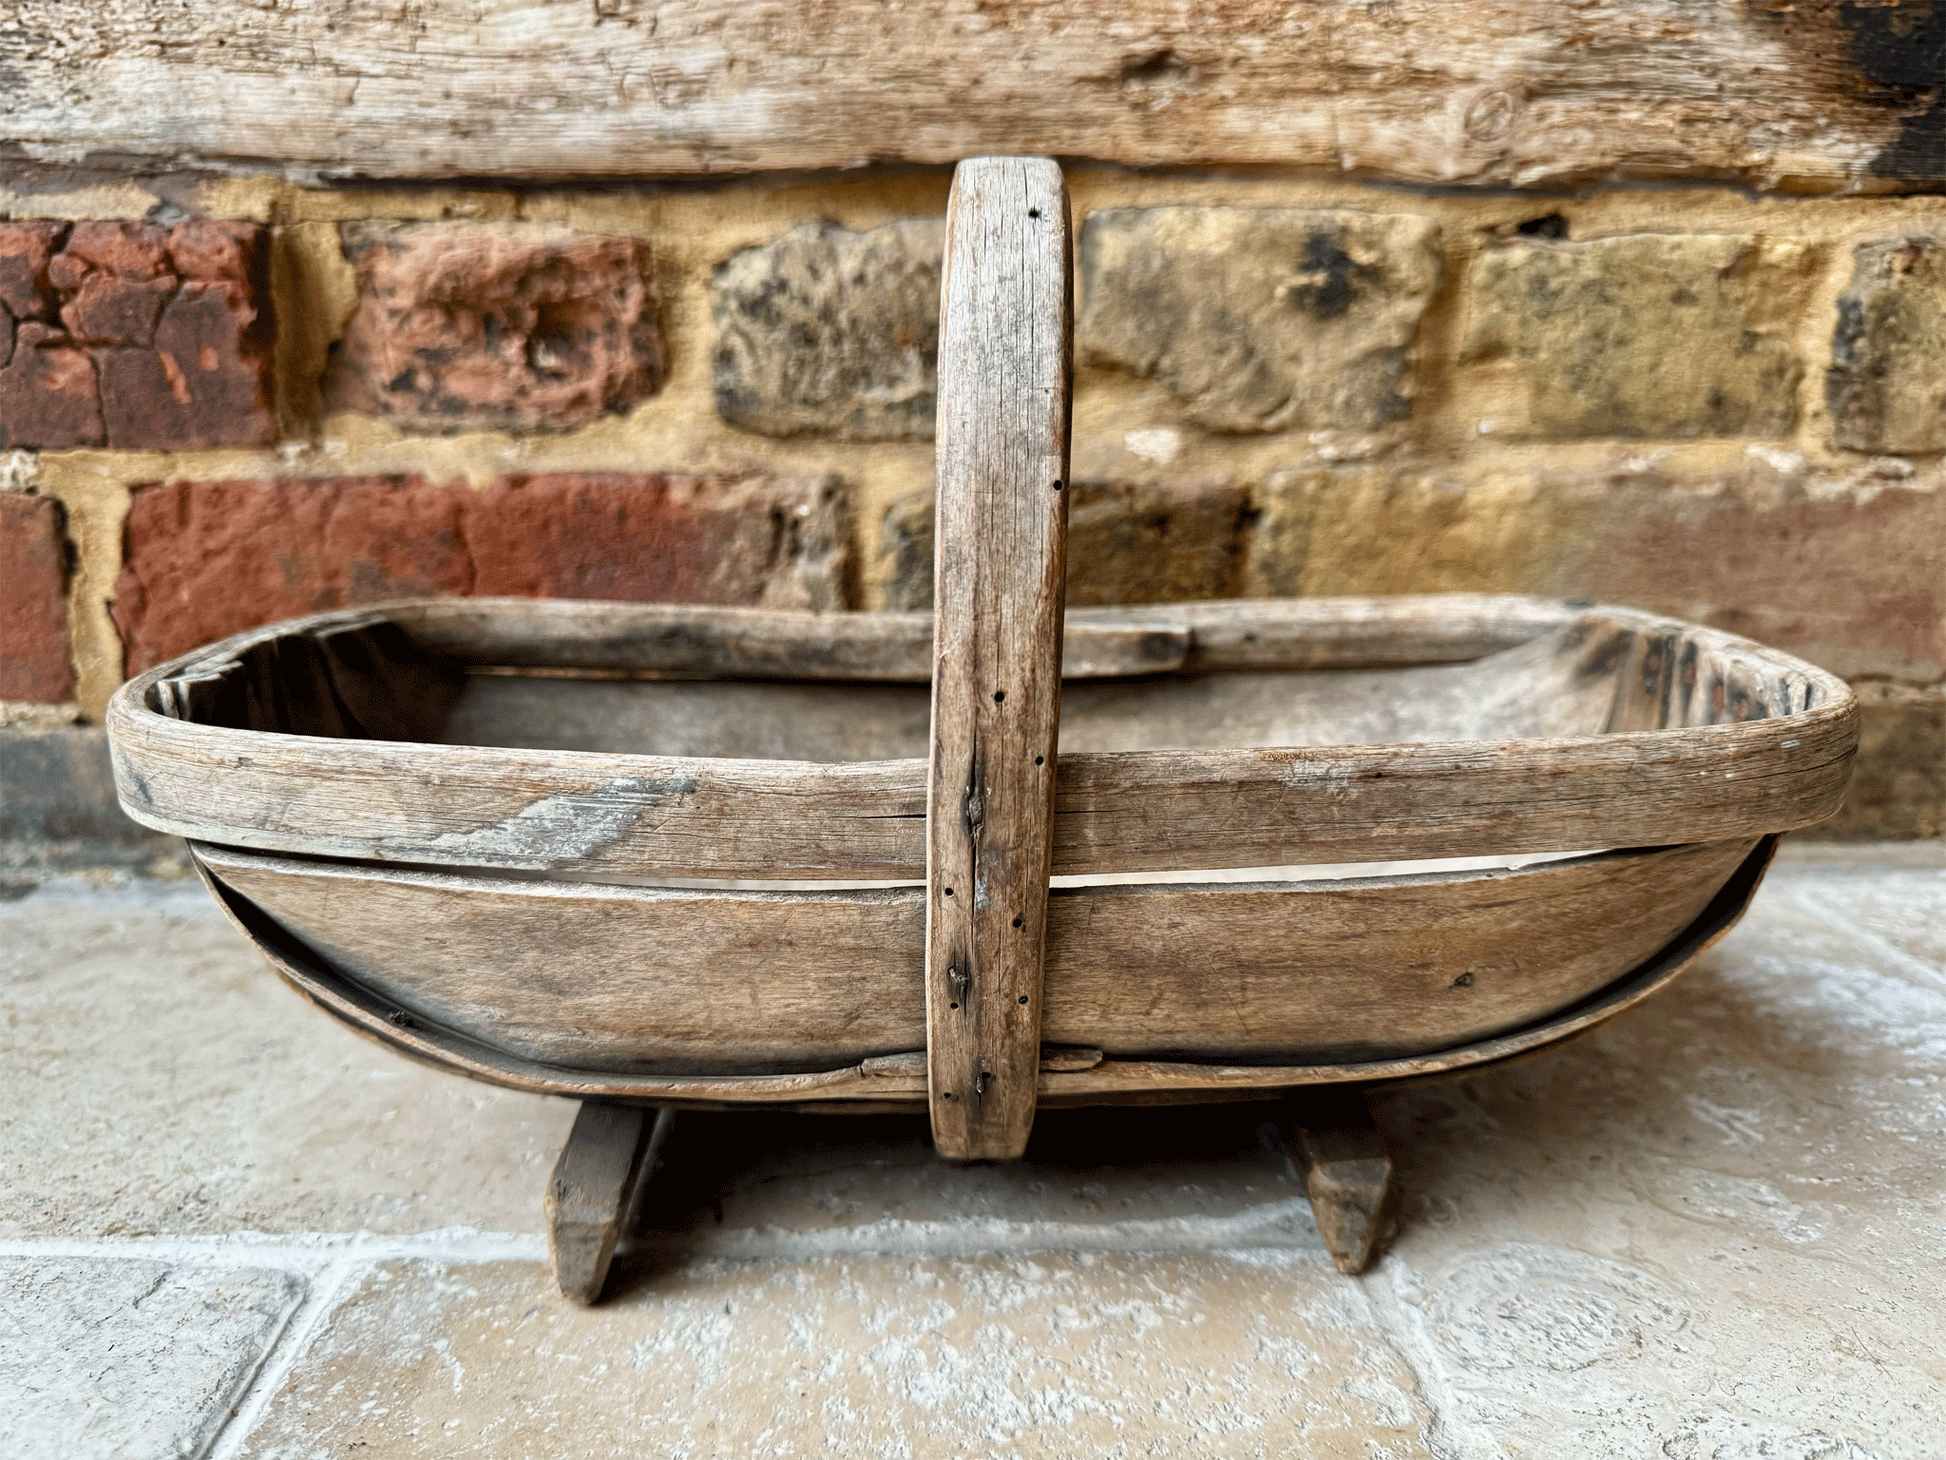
[107,157,1859,1297]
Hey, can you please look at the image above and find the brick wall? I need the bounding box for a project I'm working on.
[2,172,1940,837]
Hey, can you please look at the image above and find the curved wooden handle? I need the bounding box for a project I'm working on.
[925,157,1073,1160]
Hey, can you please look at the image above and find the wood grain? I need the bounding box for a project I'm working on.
[923,158,1071,1159]
[111,603,1856,878]
[433,615,1613,762]
[546,1103,669,1304]
[1285,1089,1393,1276]
[390,593,1573,681]
[195,836,1755,1075]
[5,3,1930,189]
[388,599,1192,683]
[191,836,1777,1106]
[133,595,1578,699]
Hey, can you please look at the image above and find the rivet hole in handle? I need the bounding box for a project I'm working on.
[924,156,1073,1161]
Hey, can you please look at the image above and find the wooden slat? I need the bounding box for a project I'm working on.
[6,3,1932,190]
[1040,838,1754,1060]
[383,596,1575,680]
[924,157,1072,1160]
[1047,721,1850,874]
[192,837,1777,1106]
[432,615,1614,762]
[118,715,931,878]
[202,846,928,1073]
[1060,618,1627,755]
[1130,594,1579,672]
[135,595,1582,715]
[395,600,940,678]
[195,836,1754,1075]
[111,603,1856,877]
[389,599,1190,682]
[114,684,1850,879]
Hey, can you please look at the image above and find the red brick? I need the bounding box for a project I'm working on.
[465,473,832,604]
[0,494,75,704]
[44,252,87,293]
[325,223,663,431]
[61,272,174,346]
[0,324,105,449]
[0,221,64,320]
[114,476,471,673]
[166,221,260,285]
[114,471,848,671]
[63,221,171,279]
[102,281,275,449]
[0,219,273,451]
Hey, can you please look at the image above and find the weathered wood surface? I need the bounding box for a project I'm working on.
[196,836,1755,1073]
[925,157,1072,1159]
[109,601,1856,878]
[134,595,1585,728]
[390,594,1577,680]
[115,690,1853,879]
[436,623,1615,762]
[193,836,1777,1106]
[1123,595,1577,674]
[1285,1089,1393,1276]
[392,600,1193,683]
[546,1103,670,1304]
[4,3,1936,189]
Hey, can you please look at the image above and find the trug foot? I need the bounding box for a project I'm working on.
[1285,1088,1393,1275]
[546,1103,673,1303]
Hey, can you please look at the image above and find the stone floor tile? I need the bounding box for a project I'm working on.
[0,885,1323,1258]
[0,888,571,1238]
[1787,868,1946,983]
[630,1101,1316,1261]
[237,1253,1431,1460]
[1368,886,1946,1458]
[10,859,1944,1457]
[0,1256,302,1460]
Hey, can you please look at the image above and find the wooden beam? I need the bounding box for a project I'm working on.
[925,157,1072,1160]
[3,3,1933,190]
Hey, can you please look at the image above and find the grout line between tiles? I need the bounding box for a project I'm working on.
[0,1230,548,1268]
[199,1255,363,1460]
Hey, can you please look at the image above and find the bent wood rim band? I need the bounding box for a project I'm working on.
[106,596,1857,883]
